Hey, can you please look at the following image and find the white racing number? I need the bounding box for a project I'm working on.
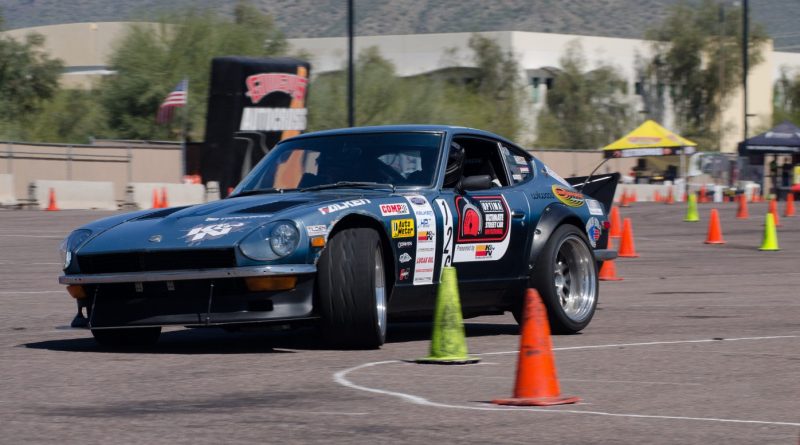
[434,198,454,269]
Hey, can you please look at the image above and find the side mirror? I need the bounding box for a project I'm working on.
[458,175,493,193]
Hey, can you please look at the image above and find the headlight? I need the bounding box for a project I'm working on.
[239,222,300,261]
[59,229,92,269]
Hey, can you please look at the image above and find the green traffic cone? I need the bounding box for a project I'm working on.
[759,213,780,251]
[684,193,699,222]
[416,267,479,364]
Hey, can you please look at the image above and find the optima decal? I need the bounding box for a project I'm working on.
[552,185,585,207]
[453,195,512,263]
[318,199,370,215]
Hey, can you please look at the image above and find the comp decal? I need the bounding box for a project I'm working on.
[391,219,415,238]
[379,203,410,216]
[586,217,601,248]
[405,195,436,285]
[552,185,585,207]
[318,199,370,215]
[183,222,247,245]
[453,195,511,263]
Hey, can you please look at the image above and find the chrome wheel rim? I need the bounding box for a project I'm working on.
[553,235,596,322]
[374,246,387,338]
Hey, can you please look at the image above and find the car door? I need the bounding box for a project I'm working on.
[434,136,532,309]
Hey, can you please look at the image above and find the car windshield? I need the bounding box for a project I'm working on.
[235,132,443,192]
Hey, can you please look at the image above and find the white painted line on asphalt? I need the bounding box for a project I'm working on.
[334,336,800,428]
[477,335,799,356]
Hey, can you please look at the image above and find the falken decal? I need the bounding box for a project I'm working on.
[391,219,415,238]
[405,195,436,286]
[183,222,246,244]
[552,185,585,207]
[318,199,370,215]
[379,203,410,216]
[586,217,601,248]
[453,195,512,263]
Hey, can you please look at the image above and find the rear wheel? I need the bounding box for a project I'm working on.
[90,327,161,349]
[317,227,387,348]
[528,224,598,334]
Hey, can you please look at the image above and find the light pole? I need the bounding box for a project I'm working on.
[347,0,355,127]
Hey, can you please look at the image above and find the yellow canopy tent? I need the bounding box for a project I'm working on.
[602,120,697,159]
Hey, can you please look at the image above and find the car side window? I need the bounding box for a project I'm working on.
[499,144,533,185]
[450,137,510,188]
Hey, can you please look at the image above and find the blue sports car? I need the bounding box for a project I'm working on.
[59,125,618,349]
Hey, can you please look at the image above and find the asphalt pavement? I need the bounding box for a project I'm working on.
[1,202,798,444]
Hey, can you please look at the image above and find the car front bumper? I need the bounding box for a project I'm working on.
[60,265,318,329]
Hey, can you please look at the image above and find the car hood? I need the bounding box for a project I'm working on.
[77,191,370,253]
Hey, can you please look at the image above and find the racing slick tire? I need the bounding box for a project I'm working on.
[90,327,161,349]
[527,224,598,334]
[317,227,387,349]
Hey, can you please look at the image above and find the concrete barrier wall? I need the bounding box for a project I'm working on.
[128,183,206,209]
[0,174,16,206]
[30,179,117,210]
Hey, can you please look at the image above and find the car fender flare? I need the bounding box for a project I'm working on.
[528,203,586,271]
[326,211,396,294]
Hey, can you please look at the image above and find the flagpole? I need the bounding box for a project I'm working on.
[180,78,189,178]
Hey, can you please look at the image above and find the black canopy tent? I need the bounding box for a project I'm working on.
[738,121,800,197]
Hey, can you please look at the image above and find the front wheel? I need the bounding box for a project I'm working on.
[317,227,387,348]
[90,327,161,349]
[529,224,598,334]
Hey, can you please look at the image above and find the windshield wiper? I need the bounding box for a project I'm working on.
[229,188,285,197]
[300,181,395,193]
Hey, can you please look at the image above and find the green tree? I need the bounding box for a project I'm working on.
[100,2,286,140]
[24,90,107,143]
[0,32,63,139]
[643,0,768,149]
[774,69,800,125]
[535,41,631,149]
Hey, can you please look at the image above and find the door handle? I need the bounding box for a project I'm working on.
[512,210,525,219]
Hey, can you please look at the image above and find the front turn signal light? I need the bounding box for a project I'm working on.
[245,276,297,292]
[67,285,87,299]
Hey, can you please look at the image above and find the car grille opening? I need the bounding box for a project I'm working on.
[77,249,237,274]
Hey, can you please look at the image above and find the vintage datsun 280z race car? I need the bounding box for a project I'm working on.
[59,125,618,349]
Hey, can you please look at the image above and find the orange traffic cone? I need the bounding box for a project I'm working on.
[618,218,639,258]
[492,289,580,406]
[160,187,169,208]
[653,191,661,203]
[736,194,749,219]
[666,187,675,205]
[599,237,623,281]
[609,206,622,238]
[682,190,688,202]
[769,198,781,227]
[45,188,59,211]
[620,190,630,207]
[152,189,161,209]
[704,209,725,244]
[785,193,795,217]
[698,185,707,203]
[631,190,638,203]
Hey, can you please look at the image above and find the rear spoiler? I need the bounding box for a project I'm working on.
[566,173,620,213]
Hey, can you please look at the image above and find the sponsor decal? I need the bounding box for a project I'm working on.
[245,72,308,104]
[399,253,412,263]
[552,185,585,207]
[318,199,371,215]
[240,107,307,131]
[455,196,509,242]
[183,222,246,244]
[397,241,413,249]
[475,244,495,258]
[531,192,555,200]
[519,166,530,174]
[512,174,523,181]
[379,203,410,216]
[405,195,437,286]
[586,217,602,248]
[514,155,528,165]
[306,224,328,236]
[435,198,454,270]
[148,234,162,243]
[399,268,410,281]
[586,199,604,216]
[391,219,415,238]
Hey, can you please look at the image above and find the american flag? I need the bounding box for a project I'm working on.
[156,79,188,124]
